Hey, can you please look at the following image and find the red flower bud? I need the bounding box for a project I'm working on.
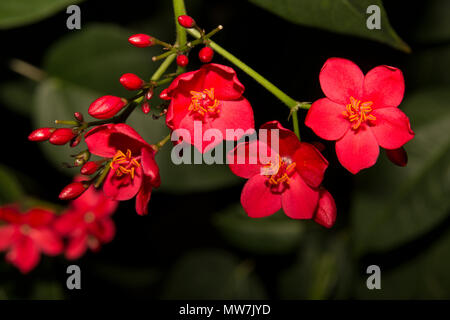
[141,102,151,114]
[176,54,189,67]
[314,189,337,228]
[159,89,170,100]
[199,47,214,63]
[49,128,75,145]
[120,73,144,90]
[70,135,82,148]
[128,34,155,48]
[28,128,55,142]
[177,15,196,28]
[74,112,84,122]
[146,88,154,101]
[88,95,127,119]
[80,161,100,175]
[59,181,88,200]
[386,147,408,167]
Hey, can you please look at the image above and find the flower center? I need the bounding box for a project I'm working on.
[20,224,31,235]
[84,212,95,223]
[110,149,141,179]
[189,88,221,118]
[263,157,297,187]
[342,96,376,130]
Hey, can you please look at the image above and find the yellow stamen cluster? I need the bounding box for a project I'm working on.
[110,149,140,179]
[342,96,376,130]
[189,88,220,116]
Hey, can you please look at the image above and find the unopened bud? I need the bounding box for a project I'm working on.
[70,134,82,148]
[176,54,189,67]
[49,128,76,145]
[314,189,337,228]
[28,128,55,142]
[177,15,195,28]
[128,34,155,48]
[59,181,88,200]
[120,73,144,91]
[80,161,100,175]
[159,89,170,100]
[88,95,127,119]
[74,112,84,122]
[146,88,154,101]
[386,147,408,167]
[141,102,151,114]
[199,47,214,63]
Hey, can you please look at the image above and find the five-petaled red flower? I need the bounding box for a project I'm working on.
[166,63,255,152]
[305,58,414,174]
[85,123,160,215]
[0,206,63,273]
[228,121,329,220]
[54,183,118,260]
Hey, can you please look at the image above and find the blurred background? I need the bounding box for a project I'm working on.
[0,0,449,299]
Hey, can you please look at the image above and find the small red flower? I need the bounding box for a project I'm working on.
[0,206,63,273]
[166,63,254,152]
[305,58,414,174]
[228,121,328,219]
[54,184,118,260]
[84,123,160,215]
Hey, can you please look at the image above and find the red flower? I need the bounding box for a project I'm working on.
[54,184,118,260]
[228,121,328,219]
[85,123,160,215]
[166,63,254,152]
[0,206,63,273]
[305,58,414,174]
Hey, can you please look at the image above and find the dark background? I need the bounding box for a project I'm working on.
[0,0,449,299]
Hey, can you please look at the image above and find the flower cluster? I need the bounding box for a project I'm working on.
[27,14,415,232]
[0,185,117,273]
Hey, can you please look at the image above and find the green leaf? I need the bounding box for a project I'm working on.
[0,0,84,29]
[161,249,267,299]
[248,0,410,52]
[0,79,36,116]
[278,232,352,299]
[351,87,450,255]
[212,204,304,254]
[0,164,24,204]
[356,230,450,299]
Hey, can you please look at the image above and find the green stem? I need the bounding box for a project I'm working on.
[291,110,300,140]
[173,0,187,73]
[154,134,171,150]
[151,53,176,81]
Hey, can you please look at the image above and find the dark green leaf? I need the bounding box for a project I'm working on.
[248,0,410,52]
[213,204,304,254]
[162,249,267,299]
[0,0,84,29]
[351,87,450,254]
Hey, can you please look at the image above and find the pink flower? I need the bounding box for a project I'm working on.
[54,184,118,260]
[84,123,160,215]
[0,206,63,273]
[166,63,254,152]
[228,121,329,219]
[305,58,414,174]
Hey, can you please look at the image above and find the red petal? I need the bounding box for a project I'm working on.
[85,125,116,157]
[135,182,152,216]
[305,98,350,141]
[7,236,40,273]
[260,120,301,158]
[227,140,267,179]
[319,58,364,105]
[240,174,282,218]
[363,65,405,109]
[281,174,319,219]
[371,107,415,149]
[293,142,328,188]
[103,165,143,201]
[92,218,115,243]
[335,126,380,174]
[0,225,14,250]
[66,233,88,260]
[29,228,63,255]
[141,147,161,187]
[24,208,55,227]
[201,64,245,100]
[314,189,337,228]
[386,147,408,167]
